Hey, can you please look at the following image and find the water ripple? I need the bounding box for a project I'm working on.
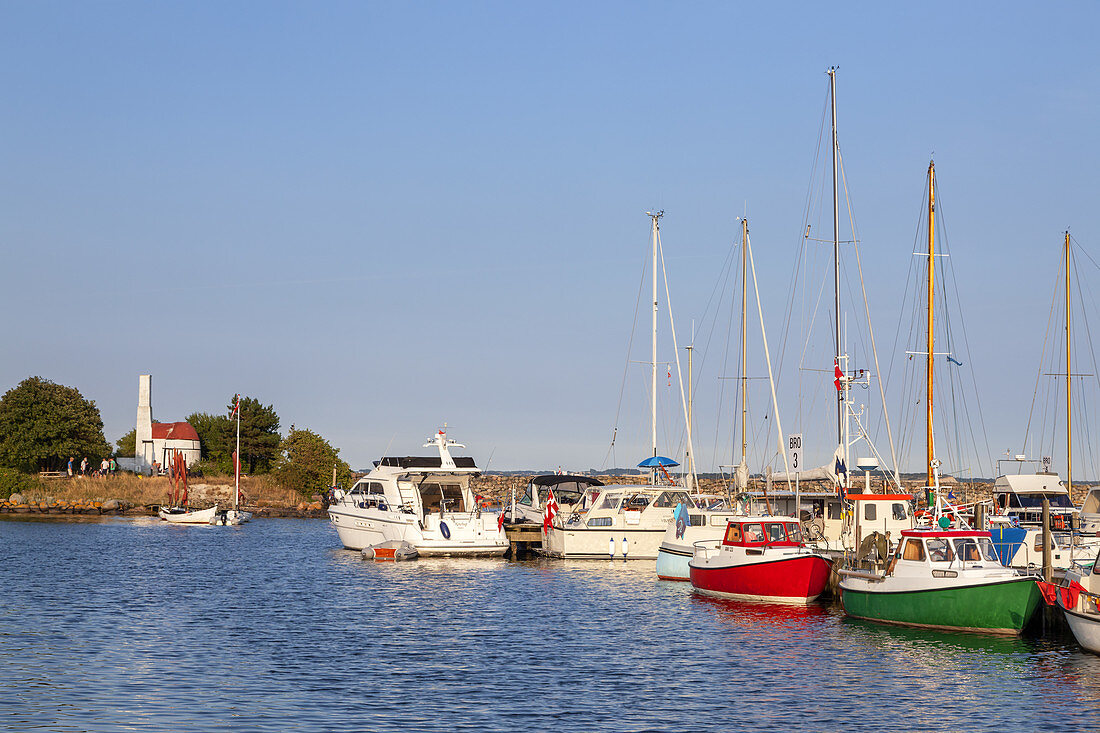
[1,517,1098,731]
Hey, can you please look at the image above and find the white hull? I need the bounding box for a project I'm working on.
[159,506,218,524]
[213,509,252,526]
[543,525,667,559]
[329,506,507,556]
[1063,607,1100,654]
[656,511,743,579]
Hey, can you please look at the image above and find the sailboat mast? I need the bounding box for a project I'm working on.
[1066,230,1072,495]
[648,210,662,484]
[741,218,749,467]
[235,396,241,509]
[828,68,844,471]
[926,161,936,489]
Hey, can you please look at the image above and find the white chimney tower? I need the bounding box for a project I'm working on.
[136,375,153,472]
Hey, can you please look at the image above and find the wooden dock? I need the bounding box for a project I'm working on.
[503,523,543,558]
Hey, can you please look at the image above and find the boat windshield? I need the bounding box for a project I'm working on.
[785,522,802,543]
[622,493,654,510]
[765,522,786,542]
[598,493,623,510]
[926,538,955,563]
[952,537,998,563]
[653,491,691,508]
[741,523,765,543]
[1007,493,1075,509]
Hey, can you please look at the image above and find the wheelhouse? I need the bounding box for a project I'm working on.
[722,519,804,548]
[897,529,1001,567]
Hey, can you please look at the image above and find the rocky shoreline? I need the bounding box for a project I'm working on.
[0,494,329,519]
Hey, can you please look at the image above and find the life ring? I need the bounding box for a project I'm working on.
[440,521,451,539]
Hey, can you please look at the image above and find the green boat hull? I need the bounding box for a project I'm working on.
[841,577,1042,634]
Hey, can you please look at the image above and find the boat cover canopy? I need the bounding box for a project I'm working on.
[531,475,604,487]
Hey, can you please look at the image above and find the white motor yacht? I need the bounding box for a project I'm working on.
[543,484,690,559]
[328,429,508,556]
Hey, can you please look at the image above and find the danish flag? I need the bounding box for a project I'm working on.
[543,488,559,534]
[833,359,844,391]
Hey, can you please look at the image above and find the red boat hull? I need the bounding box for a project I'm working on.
[689,554,833,604]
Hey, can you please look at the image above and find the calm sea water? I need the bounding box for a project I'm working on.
[1,516,1098,732]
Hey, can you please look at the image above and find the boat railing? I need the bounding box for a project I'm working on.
[692,539,722,560]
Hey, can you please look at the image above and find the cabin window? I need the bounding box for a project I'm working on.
[623,494,652,509]
[598,493,622,510]
[902,539,926,561]
[711,515,731,526]
[1032,534,1055,552]
[864,504,877,521]
[653,492,679,508]
[953,538,988,563]
[587,516,613,527]
[827,503,842,520]
[765,523,785,542]
[926,538,954,562]
[724,524,742,543]
[741,523,765,543]
[892,503,907,521]
[368,482,385,494]
[689,514,706,526]
[786,523,802,543]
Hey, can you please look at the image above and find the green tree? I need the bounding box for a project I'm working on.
[116,428,136,457]
[0,377,112,472]
[273,426,351,498]
[186,411,234,471]
[230,396,280,474]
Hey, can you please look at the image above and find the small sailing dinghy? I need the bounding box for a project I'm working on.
[158,449,218,524]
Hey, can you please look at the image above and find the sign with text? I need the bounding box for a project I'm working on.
[787,434,803,472]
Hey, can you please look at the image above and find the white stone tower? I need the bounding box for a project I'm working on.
[136,374,153,472]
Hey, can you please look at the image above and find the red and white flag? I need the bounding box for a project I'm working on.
[543,488,559,534]
[833,359,844,391]
[231,394,241,417]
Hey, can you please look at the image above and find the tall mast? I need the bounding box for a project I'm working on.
[685,340,695,491]
[648,210,662,484]
[1066,230,1072,495]
[235,395,241,510]
[741,217,749,468]
[926,161,936,488]
[828,68,844,469]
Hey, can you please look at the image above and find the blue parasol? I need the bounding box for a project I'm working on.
[637,456,680,468]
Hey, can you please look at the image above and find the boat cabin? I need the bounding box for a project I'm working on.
[343,450,481,521]
[514,474,604,523]
[1079,488,1100,535]
[570,486,691,528]
[721,518,804,548]
[896,529,1001,570]
[992,473,1076,527]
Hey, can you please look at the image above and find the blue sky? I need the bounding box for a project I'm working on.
[1,2,1098,474]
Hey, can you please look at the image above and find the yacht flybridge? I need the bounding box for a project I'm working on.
[328,429,508,556]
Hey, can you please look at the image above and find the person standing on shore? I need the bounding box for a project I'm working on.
[99,457,109,477]
[67,457,74,477]
[109,456,117,476]
[80,457,88,476]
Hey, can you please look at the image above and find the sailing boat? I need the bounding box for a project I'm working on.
[839,161,1042,634]
[214,394,252,526]
[158,449,218,524]
[657,217,789,580]
[543,211,694,559]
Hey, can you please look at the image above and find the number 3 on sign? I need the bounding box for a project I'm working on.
[787,434,802,471]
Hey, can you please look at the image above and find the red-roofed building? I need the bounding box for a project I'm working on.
[131,375,201,473]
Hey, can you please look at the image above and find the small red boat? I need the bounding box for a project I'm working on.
[688,517,833,605]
